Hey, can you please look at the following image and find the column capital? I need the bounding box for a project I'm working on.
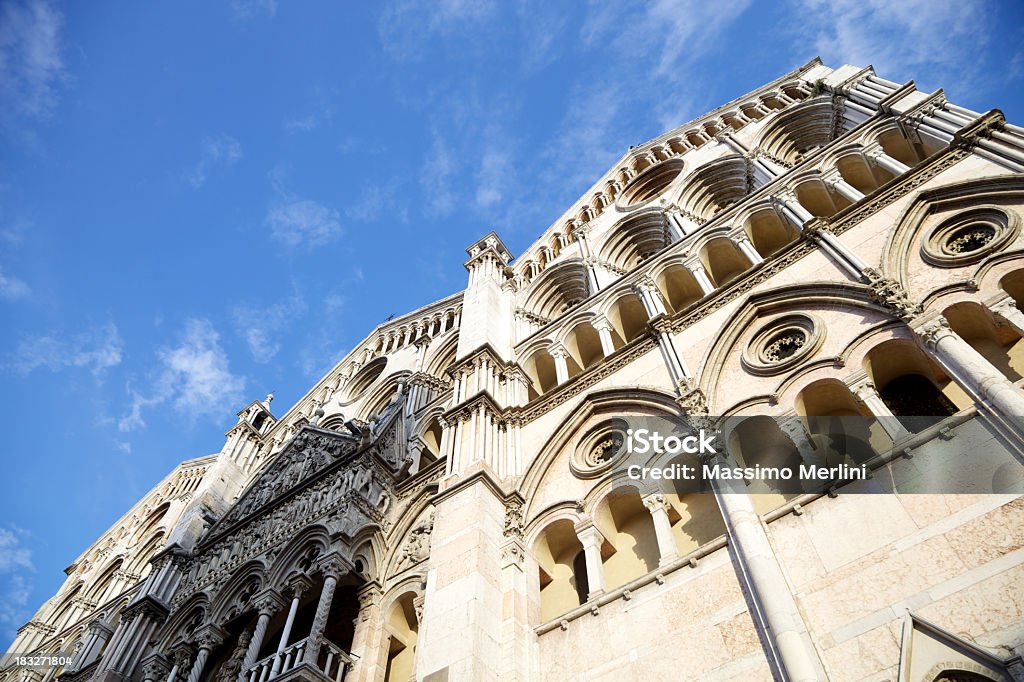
[547,344,568,359]
[172,643,195,669]
[590,314,613,332]
[315,552,354,580]
[251,589,287,616]
[139,654,171,682]
[914,315,954,349]
[641,493,670,513]
[573,522,605,549]
[193,624,227,650]
[990,295,1020,318]
[285,574,314,599]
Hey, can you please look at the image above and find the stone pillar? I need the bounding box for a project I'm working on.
[634,278,668,317]
[72,619,114,672]
[270,577,311,675]
[731,232,764,265]
[237,592,285,682]
[642,494,680,567]
[705,449,824,682]
[917,316,1024,421]
[592,317,616,357]
[822,169,866,203]
[549,346,569,385]
[573,523,606,600]
[851,380,911,442]
[167,646,193,682]
[864,143,911,176]
[186,626,225,682]
[773,191,814,228]
[685,259,716,295]
[347,586,384,682]
[778,417,824,468]
[991,297,1024,337]
[304,556,350,667]
[417,470,510,681]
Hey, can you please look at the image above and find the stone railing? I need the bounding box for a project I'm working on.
[243,636,352,682]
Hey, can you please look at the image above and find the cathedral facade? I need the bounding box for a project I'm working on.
[4,58,1024,681]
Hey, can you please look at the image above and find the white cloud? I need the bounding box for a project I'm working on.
[4,323,123,376]
[421,130,458,217]
[233,294,307,364]
[0,266,29,301]
[230,0,277,20]
[793,0,992,91]
[0,0,65,124]
[265,198,343,247]
[188,135,242,189]
[379,0,496,59]
[0,527,33,643]
[119,318,245,432]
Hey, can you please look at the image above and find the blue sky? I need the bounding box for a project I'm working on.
[1,0,1023,644]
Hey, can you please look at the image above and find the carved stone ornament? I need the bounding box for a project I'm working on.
[570,420,630,479]
[864,268,923,322]
[396,512,434,572]
[742,314,824,375]
[503,499,524,539]
[920,206,1020,268]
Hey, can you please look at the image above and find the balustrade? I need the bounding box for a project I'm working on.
[243,635,352,682]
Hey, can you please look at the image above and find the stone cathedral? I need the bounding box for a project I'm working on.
[5,58,1024,682]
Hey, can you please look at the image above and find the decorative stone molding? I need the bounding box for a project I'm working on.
[920,206,1020,267]
[742,314,824,375]
[570,421,629,479]
[864,268,923,322]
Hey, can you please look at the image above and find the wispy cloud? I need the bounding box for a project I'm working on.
[0,0,65,127]
[792,0,992,93]
[379,0,497,59]
[0,526,33,644]
[266,199,342,247]
[230,0,277,21]
[420,129,458,218]
[345,182,405,223]
[188,135,242,189]
[233,293,307,364]
[119,318,245,432]
[0,266,29,301]
[4,323,123,376]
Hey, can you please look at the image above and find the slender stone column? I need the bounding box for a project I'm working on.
[72,619,114,672]
[864,143,911,176]
[186,627,225,682]
[167,646,193,682]
[348,586,383,682]
[573,524,606,600]
[731,232,764,265]
[822,169,866,203]
[772,191,814,227]
[991,297,1024,337]
[917,316,1024,421]
[851,380,911,442]
[592,317,617,357]
[704,448,824,682]
[304,555,351,667]
[549,346,569,385]
[270,578,311,675]
[237,592,285,682]
[642,494,680,567]
[685,259,716,295]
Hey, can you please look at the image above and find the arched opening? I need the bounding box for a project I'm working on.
[383,592,419,682]
[619,159,684,206]
[1000,269,1024,306]
[836,153,889,195]
[931,670,999,682]
[795,379,889,464]
[594,487,659,589]
[757,98,838,164]
[564,321,604,371]
[522,261,591,320]
[87,559,124,605]
[677,155,750,222]
[344,358,388,404]
[743,207,799,258]
[524,349,557,399]
[656,263,704,312]
[663,454,726,554]
[600,211,672,272]
[865,339,962,432]
[701,237,749,287]
[945,301,1024,382]
[533,519,587,621]
[794,178,849,218]
[877,127,934,167]
[725,416,803,514]
[607,293,649,345]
